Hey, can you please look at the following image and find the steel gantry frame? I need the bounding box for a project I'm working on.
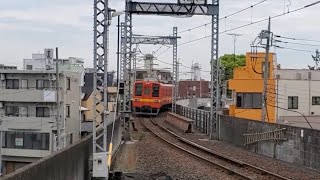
[130,32,179,112]
[172,27,178,113]
[93,0,110,178]
[123,0,220,139]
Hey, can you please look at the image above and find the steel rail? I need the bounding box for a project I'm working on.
[140,117,253,180]
[147,117,291,180]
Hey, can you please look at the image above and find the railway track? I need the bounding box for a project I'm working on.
[140,116,291,180]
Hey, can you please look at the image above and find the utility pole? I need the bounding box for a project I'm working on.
[0,119,2,176]
[227,33,242,67]
[261,17,272,122]
[55,47,63,150]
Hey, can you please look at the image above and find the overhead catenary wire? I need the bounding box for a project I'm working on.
[156,0,320,58]
[177,0,269,34]
[153,58,211,73]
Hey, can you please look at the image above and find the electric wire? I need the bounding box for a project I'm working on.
[274,39,320,47]
[157,1,320,58]
[153,58,212,73]
[274,46,315,53]
[265,101,313,129]
[274,35,320,43]
[178,0,269,34]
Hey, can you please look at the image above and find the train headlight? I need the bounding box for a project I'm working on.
[134,98,140,102]
[154,100,161,103]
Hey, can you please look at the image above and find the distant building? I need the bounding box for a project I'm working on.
[81,70,116,126]
[0,64,17,70]
[228,52,276,123]
[23,49,84,72]
[178,80,210,99]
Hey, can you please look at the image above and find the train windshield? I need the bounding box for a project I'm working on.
[152,84,160,97]
[135,83,143,96]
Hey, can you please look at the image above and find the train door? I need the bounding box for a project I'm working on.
[143,83,152,98]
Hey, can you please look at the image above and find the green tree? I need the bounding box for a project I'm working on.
[220,54,246,81]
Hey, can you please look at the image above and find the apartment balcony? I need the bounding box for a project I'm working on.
[2,116,56,131]
[0,89,56,103]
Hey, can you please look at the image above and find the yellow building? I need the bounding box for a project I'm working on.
[228,52,276,123]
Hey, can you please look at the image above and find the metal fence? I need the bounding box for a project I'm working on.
[176,104,210,134]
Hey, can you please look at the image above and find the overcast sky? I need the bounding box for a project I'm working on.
[0,0,319,80]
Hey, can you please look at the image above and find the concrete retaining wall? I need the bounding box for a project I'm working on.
[220,116,320,171]
[2,118,123,180]
[166,113,194,133]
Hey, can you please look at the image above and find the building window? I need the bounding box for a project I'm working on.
[69,133,73,145]
[288,96,298,109]
[1,132,5,148]
[21,79,28,89]
[135,83,142,96]
[152,84,160,97]
[26,65,33,70]
[312,96,320,105]
[5,106,19,117]
[36,107,50,117]
[20,106,28,117]
[3,132,49,150]
[24,132,33,149]
[36,80,50,90]
[6,79,19,89]
[236,93,262,109]
[15,132,24,149]
[6,131,15,148]
[32,133,42,150]
[67,78,71,90]
[66,105,70,117]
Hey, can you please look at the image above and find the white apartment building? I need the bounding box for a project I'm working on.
[275,69,320,129]
[0,49,84,174]
[23,53,84,71]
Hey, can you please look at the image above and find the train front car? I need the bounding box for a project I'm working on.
[133,81,172,115]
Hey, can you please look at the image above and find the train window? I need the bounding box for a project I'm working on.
[144,87,151,95]
[135,83,143,96]
[152,84,160,97]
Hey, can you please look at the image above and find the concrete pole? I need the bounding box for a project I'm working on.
[55,47,61,150]
[261,17,271,122]
[0,119,2,176]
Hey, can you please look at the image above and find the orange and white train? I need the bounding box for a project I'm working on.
[132,80,172,115]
